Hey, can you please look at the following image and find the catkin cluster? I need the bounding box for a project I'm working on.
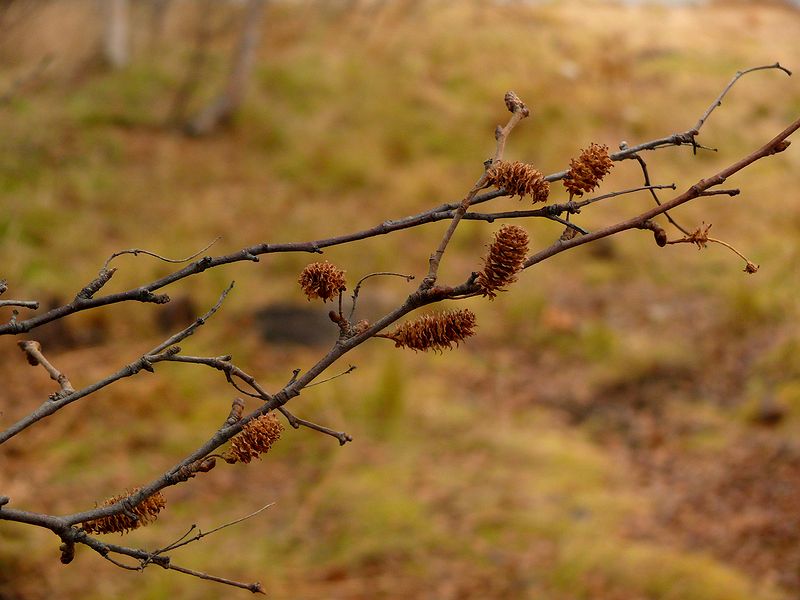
[563,143,613,197]
[224,413,284,464]
[82,490,166,535]
[486,161,549,203]
[476,225,529,298]
[387,309,477,352]
[298,261,346,302]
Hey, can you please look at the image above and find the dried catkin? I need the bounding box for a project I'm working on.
[224,413,284,464]
[563,143,613,197]
[82,490,166,535]
[298,261,346,302]
[476,224,529,298]
[486,161,549,203]
[387,309,477,352]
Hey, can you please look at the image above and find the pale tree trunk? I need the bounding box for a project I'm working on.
[146,0,172,51]
[99,0,130,69]
[185,0,267,136]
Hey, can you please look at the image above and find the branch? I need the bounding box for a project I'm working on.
[17,340,75,398]
[0,299,39,310]
[0,65,786,338]
[155,502,275,554]
[421,91,530,288]
[524,116,800,268]
[0,284,234,445]
[691,62,792,134]
[102,237,222,270]
[279,407,353,446]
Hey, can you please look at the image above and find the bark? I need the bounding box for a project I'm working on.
[184,0,267,136]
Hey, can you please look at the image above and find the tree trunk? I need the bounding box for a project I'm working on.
[185,0,267,136]
[99,0,130,69]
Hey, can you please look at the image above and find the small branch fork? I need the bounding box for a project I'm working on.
[0,64,796,593]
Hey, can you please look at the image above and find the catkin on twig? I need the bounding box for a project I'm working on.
[386,309,477,352]
[476,225,529,298]
[298,261,347,302]
[224,413,284,464]
[486,161,549,203]
[82,490,166,535]
[563,143,613,197]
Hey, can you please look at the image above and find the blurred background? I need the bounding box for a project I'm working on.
[1,0,799,598]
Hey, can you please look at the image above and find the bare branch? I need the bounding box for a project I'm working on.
[17,341,75,397]
[102,237,223,271]
[156,502,275,554]
[691,62,792,134]
[279,407,353,446]
[0,285,235,445]
[0,299,38,309]
[306,364,357,387]
[422,91,530,289]
[524,115,800,269]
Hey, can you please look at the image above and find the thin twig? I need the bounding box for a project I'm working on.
[103,237,222,270]
[148,282,234,355]
[524,115,800,269]
[157,502,275,554]
[349,271,414,320]
[165,563,265,594]
[422,91,530,289]
[17,341,75,397]
[628,153,690,235]
[0,299,38,309]
[306,364,357,387]
[0,285,235,445]
[691,62,792,134]
[279,407,353,446]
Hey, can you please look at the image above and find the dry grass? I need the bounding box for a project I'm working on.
[1,1,800,599]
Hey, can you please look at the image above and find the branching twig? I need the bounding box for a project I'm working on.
[421,91,530,289]
[0,66,784,338]
[524,116,800,269]
[691,62,792,135]
[349,272,415,320]
[17,340,75,397]
[279,407,353,446]
[0,65,795,595]
[0,285,234,445]
[156,502,275,554]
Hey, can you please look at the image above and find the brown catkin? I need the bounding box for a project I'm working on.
[388,309,477,352]
[476,225,529,299]
[224,413,284,464]
[82,489,166,535]
[563,143,613,197]
[298,261,346,302]
[486,161,549,203]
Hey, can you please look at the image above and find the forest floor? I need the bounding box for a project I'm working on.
[1,1,800,599]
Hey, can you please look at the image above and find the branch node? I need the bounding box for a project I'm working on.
[76,268,117,300]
